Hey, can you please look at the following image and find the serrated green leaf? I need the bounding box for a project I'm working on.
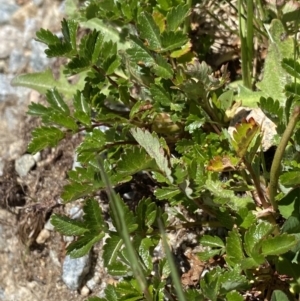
[154,187,181,200]
[51,214,88,236]
[139,238,154,271]
[73,91,91,126]
[68,232,105,258]
[149,84,172,106]
[28,126,64,153]
[81,16,130,49]
[61,18,78,50]
[49,111,78,131]
[244,221,274,257]
[185,114,205,134]
[152,55,173,79]
[117,146,156,175]
[220,267,248,292]
[36,28,61,45]
[170,41,192,58]
[77,128,107,162]
[83,199,105,233]
[231,117,259,158]
[226,291,244,301]
[262,233,297,256]
[225,229,244,267]
[137,12,161,51]
[27,102,50,117]
[166,4,190,32]
[131,128,173,183]
[62,181,103,203]
[110,194,138,233]
[258,96,284,122]
[282,58,300,80]
[271,290,291,301]
[126,36,155,66]
[278,187,300,219]
[66,56,90,73]
[200,269,220,301]
[46,41,72,57]
[280,171,300,187]
[206,179,254,211]
[145,202,157,227]
[102,55,121,75]
[11,68,83,98]
[285,82,300,100]
[91,32,104,64]
[200,235,224,248]
[256,19,294,105]
[198,249,221,261]
[161,31,189,52]
[103,233,123,266]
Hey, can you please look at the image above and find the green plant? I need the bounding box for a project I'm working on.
[12,0,300,300]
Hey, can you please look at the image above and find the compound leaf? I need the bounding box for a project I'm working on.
[67,232,105,258]
[117,146,157,175]
[51,214,88,236]
[137,12,161,51]
[166,4,190,32]
[130,128,173,183]
[28,126,64,153]
[225,229,244,267]
[231,117,259,158]
[262,233,297,256]
[83,199,105,233]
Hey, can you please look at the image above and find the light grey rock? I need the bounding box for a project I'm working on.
[0,2,19,25]
[15,154,36,177]
[44,218,55,231]
[0,25,23,59]
[69,206,84,220]
[62,254,91,290]
[8,48,28,73]
[0,74,30,102]
[29,39,52,72]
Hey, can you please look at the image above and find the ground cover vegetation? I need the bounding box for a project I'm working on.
[11,0,300,300]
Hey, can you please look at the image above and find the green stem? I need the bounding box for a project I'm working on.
[268,106,300,210]
[238,0,251,89]
[243,159,269,208]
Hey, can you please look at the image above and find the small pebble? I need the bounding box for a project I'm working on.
[36,229,50,244]
[15,154,36,177]
[80,285,90,296]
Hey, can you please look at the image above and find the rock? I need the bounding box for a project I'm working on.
[29,38,52,72]
[44,218,55,231]
[80,285,90,296]
[62,254,91,290]
[0,25,23,59]
[15,154,36,177]
[0,2,19,25]
[0,74,30,102]
[36,229,51,244]
[8,48,28,73]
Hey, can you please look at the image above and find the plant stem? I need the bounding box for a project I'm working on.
[238,0,251,89]
[243,159,269,208]
[268,106,300,210]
